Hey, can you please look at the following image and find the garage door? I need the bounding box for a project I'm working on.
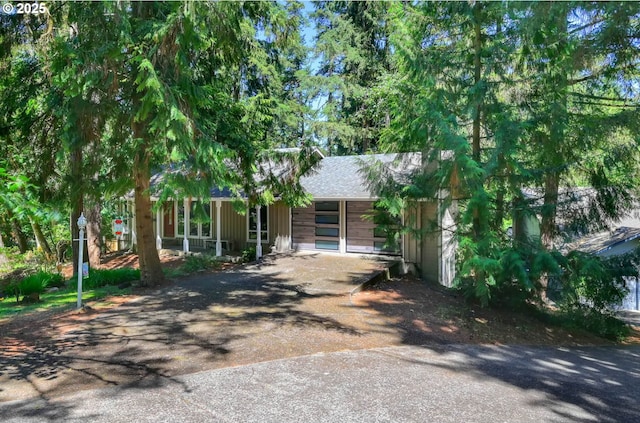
[292,201,340,251]
[346,201,399,255]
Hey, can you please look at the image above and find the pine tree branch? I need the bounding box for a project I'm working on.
[568,92,634,102]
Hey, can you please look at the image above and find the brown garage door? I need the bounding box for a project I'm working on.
[292,201,340,251]
[347,201,399,255]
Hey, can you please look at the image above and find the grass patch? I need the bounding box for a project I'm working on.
[68,268,140,290]
[0,285,131,320]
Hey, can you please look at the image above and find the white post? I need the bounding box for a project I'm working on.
[256,205,263,259]
[183,198,189,253]
[130,200,137,248]
[339,201,346,253]
[401,206,405,259]
[288,207,293,251]
[216,200,222,256]
[77,212,87,309]
[156,206,162,250]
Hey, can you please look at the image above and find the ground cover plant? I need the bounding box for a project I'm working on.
[0,285,131,320]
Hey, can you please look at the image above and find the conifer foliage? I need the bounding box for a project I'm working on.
[0,1,313,286]
[381,1,640,306]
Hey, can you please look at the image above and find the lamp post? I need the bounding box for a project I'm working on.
[77,212,87,309]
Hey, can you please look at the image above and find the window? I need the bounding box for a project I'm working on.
[313,201,340,250]
[177,202,185,236]
[188,200,212,238]
[201,203,211,237]
[248,206,268,242]
[315,214,339,224]
[315,201,339,212]
[316,227,339,237]
[315,240,339,250]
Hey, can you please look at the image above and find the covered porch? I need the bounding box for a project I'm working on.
[122,198,292,259]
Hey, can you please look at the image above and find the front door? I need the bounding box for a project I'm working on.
[163,201,175,238]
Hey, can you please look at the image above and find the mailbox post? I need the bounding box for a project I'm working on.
[76,213,87,309]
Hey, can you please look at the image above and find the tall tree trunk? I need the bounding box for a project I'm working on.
[0,230,7,265]
[133,124,165,287]
[30,218,53,258]
[86,202,102,269]
[540,5,569,253]
[7,211,28,253]
[539,3,569,299]
[541,171,560,250]
[471,4,483,241]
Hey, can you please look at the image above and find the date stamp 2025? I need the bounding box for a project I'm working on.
[2,2,48,15]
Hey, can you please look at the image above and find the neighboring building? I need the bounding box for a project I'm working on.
[122,152,457,287]
[508,189,640,310]
[569,227,640,311]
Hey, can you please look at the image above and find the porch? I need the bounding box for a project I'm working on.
[119,198,292,259]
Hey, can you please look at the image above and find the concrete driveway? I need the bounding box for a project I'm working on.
[0,253,396,402]
[3,253,639,422]
[2,344,639,422]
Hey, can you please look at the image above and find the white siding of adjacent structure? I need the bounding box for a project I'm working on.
[402,201,456,287]
[596,238,640,311]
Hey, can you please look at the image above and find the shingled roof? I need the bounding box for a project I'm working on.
[132,152,422,200]
[299,152,422,199]
[569,226,640,255]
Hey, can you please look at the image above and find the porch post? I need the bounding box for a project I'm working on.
[401,206,405,259]
[156,205,162,250]
[256,205,263,259]
[339,200,346,253]
[183,198,189,253]
[288,207,292,251]
[216,200,222,256]
[130,200,137,248]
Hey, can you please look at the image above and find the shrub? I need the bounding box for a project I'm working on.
[241,246,257,263]
[68,268,141,290]
[180,254,220,273]
[19,274,48,297]
[556,251,631,313]
[2,270,62,303]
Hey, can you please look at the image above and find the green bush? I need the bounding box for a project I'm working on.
[19,274,48,296]
[68,268,141,290]
[2,270,62,303]
[241,246,257,263]
[181,254,221,273]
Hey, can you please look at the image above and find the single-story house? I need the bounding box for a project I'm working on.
[122,152,456,286]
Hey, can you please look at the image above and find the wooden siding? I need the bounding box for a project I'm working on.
[346,201,376,253]
[269,201,291,252]
[220,201,247,251]
[292,204,317,250]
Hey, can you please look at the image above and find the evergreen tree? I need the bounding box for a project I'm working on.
[382,1,639,305]
[311,0,392,154]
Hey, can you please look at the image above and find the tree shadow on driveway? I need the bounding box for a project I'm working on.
[352,277,640,423]
[0,255,385,419]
